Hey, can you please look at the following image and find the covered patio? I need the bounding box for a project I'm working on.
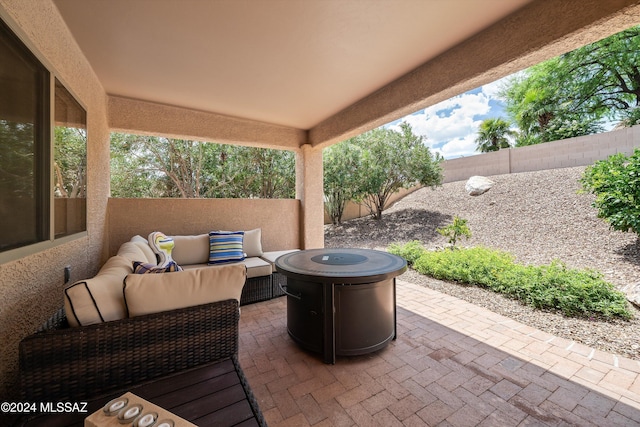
[2,0,640,424]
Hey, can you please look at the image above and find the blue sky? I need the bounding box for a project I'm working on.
[388,76,512,159]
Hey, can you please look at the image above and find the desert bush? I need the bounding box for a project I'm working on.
[436,216,471,249]
[580,148,640,235]
[388,242,632,319]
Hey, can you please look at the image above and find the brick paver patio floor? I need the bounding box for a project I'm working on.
[238,279,640,426]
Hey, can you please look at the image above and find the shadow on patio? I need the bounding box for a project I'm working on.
[238,279,640,426]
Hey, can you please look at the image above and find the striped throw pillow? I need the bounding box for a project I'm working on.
[133,261,183,273]
[208,231,245,264]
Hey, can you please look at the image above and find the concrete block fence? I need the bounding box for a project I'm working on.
[442,124,640,183]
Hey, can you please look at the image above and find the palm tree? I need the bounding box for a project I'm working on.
[475,118,516,152]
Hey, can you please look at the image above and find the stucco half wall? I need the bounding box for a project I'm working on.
[107,198,301,257]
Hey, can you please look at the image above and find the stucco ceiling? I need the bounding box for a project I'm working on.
[53,0,532,130]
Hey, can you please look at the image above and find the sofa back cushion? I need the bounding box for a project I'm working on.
[117,240,156,265]
[129,235,158,264]
[64,255,132,327]
[242,228,264,257]
[171,234,210,265]
[123,263,247,317]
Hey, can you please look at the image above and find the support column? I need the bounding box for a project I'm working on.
[296,143,324,249]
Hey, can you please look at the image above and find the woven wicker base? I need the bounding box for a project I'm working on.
[272,272,288,298]
[20,300,240,402]
[240,275,273,305]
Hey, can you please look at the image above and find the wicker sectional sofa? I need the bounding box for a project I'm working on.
[62,230,296,327]
[18,229,296,422]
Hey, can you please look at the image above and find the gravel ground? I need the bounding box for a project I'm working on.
[325,166,640,360]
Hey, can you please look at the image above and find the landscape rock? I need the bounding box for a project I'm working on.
[620,283,640,308]
[465,176,495,196]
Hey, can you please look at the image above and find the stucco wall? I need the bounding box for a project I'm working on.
[442,125,640,183]
[107,198,301,256]
[0,0,110,400]
[109,96,307,151]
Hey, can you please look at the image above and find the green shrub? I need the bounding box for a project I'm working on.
[436,216,472,249]
[580,149,640,235]
[388,243,632,320]
[388,240,425,265]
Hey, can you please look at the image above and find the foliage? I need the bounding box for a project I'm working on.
[347,122,443,220]
[388,242,632,319]
[475,118,516,152]
[221,146,295,198]
[110,133,295,198]
[436,216,471,248]
[500,25,640,145]
[388,240,425,265]
[54,126,87,198]
[323,142,364,225]
[580,148,640,235]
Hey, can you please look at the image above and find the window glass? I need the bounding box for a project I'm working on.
[54,79,86,237]
[0,20,50,252]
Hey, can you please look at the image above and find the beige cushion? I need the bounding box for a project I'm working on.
[130,235,158,264]
[241,257,272,278]
[64,255,132,327]
[243,228,263,257]
[124,263,247,317]
[117,241,155,264]
[171,234,209,265]
[181,257,272,278]
[260,249,300,267]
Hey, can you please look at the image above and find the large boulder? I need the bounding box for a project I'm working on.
[465,176,495,196]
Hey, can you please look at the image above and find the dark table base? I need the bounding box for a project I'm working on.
[286,277,397,364]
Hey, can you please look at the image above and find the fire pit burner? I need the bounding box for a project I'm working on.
[310,253,368,265]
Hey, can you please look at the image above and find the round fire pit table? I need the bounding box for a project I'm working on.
[275,248,407,364]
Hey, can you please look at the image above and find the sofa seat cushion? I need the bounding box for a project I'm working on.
[123,263,247,317]
[182,257,272,279]
[242,257,273,278]
[64,255,132,327]
[260,249,300,268]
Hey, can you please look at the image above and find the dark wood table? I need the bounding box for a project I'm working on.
[19,358,263,427]
[275,248,407,364]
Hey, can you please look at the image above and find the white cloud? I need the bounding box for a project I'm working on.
[390,91,491,155]
[389,75,516,159]
[436,134,480,159]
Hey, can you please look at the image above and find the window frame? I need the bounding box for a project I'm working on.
[0,12,88,265]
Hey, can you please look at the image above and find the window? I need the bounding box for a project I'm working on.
[54,79,87,238]
[0,17,86,258]
[0,18,50,253]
